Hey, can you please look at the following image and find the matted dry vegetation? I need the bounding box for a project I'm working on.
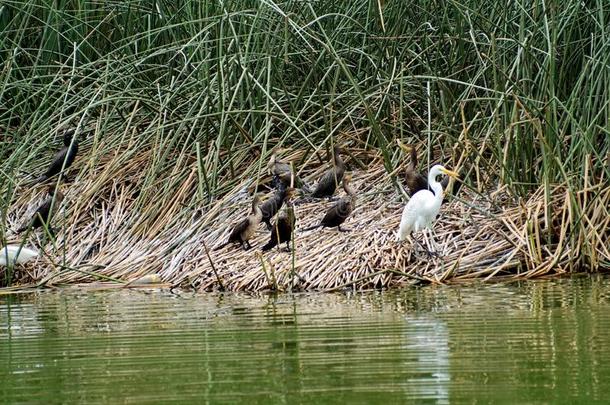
[4,142,609,292]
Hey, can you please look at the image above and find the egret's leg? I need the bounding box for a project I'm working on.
[411,234,428,253]
[423,228,441,257]
[412,231,439,258]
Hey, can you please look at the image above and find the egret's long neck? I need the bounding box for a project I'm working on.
[428,171,444,204]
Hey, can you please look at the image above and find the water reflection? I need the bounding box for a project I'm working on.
[403,316,449,404]
[0,276,609,403]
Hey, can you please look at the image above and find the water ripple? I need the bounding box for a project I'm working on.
[1,277,610,403]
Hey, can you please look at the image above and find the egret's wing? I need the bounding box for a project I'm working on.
[398,190,434,239]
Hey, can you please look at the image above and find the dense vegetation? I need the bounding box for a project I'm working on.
[1,0,608,279]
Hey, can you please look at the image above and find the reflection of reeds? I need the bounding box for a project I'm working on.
[2,146,608,291]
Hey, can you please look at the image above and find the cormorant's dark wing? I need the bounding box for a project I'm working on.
[43,148,68,178]
[321,197,352,227]
[262,213,293,251]
[262,221,281,251]
[311,168,344,198]
[261,189,285,224]
[406,171,428,196]
[18,197,53,232]
[228,218,250,242]
[43,142,78,178]
[32,198,53,228]
[275,215,293,243]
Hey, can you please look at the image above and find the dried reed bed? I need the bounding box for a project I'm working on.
[4,145,609,292]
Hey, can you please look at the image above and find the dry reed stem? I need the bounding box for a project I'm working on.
[3,144,609,291]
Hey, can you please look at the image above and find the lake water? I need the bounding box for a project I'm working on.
[1,276,609,403]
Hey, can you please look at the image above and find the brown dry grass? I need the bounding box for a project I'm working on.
[3,144,609,292]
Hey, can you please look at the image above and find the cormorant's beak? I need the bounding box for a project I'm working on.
[396,139,412,152]
[440,168,459,179]
[273,147,290,154]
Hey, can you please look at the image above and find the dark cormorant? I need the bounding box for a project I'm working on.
[215,194,263,251]
[261,182,295,231]
[302,173,356,232]
[262,188,297,252]
[267,148,292,178]
[33,129,79,184]
[310,145,345,198]
[267,147,307,190]
[17,186,65,233]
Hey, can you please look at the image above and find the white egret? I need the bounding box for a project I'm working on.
[0,245,39,266]
[397,164,458,245]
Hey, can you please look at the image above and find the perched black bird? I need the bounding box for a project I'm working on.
[260,180,292,230]
[267,147,308,191]
[33,129,79,184]
[397,140,461,198]
[17,186,65,233]
[397,140,427,196]
[214,194,263,251]
[302,173,356,232]
[262,188,297,252]
[310,145,346,198]
[267,147,293,178]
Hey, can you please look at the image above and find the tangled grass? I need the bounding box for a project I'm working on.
[2,140,608,291]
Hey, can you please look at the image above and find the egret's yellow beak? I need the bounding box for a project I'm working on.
[440,167,459,179]
[396,139,412,152]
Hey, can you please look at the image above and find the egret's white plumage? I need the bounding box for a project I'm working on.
[397,164,458,242]
[0,245,39,266]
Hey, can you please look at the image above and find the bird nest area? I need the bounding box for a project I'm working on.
[2,147,609,292]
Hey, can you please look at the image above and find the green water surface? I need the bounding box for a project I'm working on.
[1,276,609,403]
